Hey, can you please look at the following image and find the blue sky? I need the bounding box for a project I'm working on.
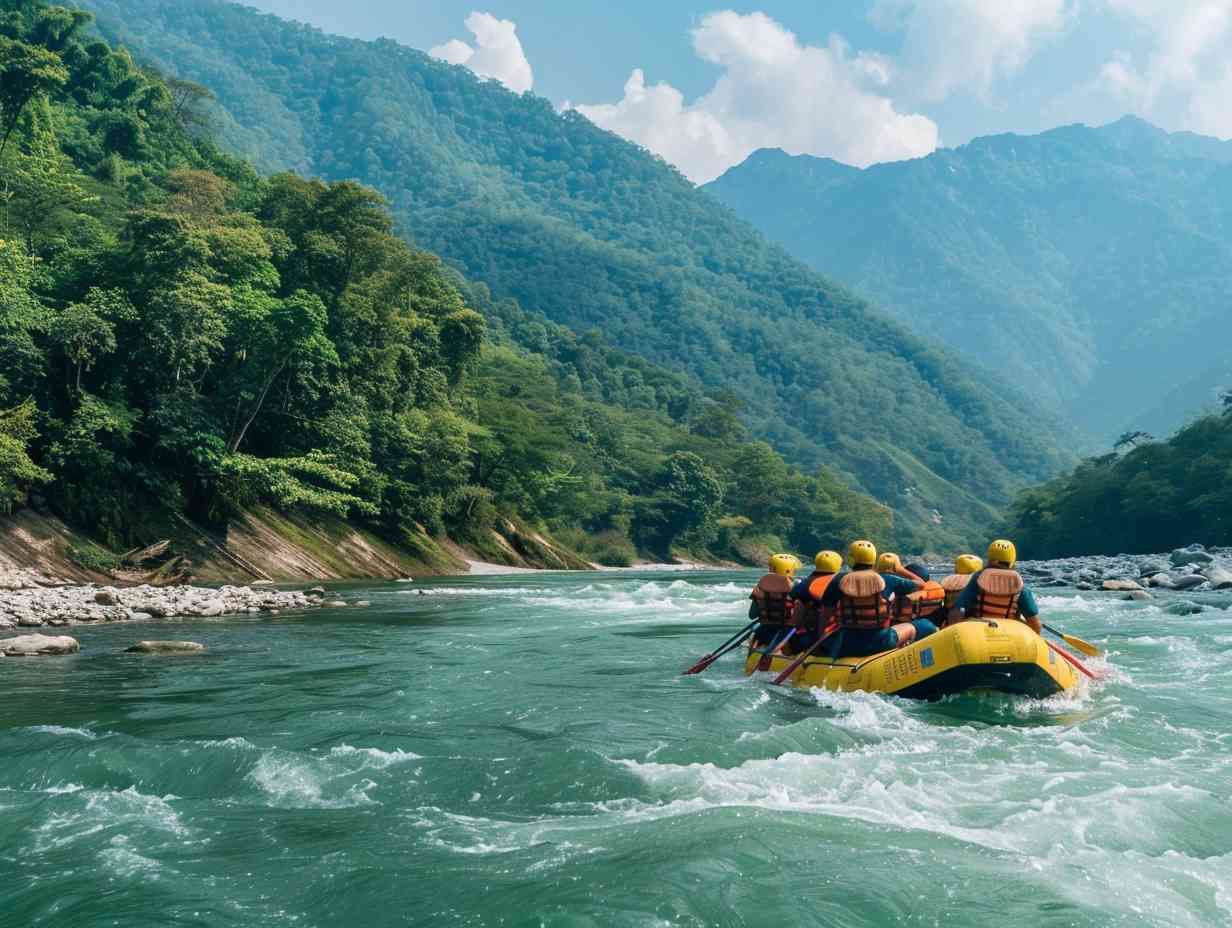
[244,2,1232,182]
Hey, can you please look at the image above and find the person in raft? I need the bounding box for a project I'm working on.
[876,553,946,623]
[748,553,799,651]
[790,550,844,653]
[818,541,937,657]
[956,540,1042,633]
[936,554,983,627]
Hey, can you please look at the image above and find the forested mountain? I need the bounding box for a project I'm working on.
[1008,403,1232,557]
[76,0,1074,545]
[0,0,899,571]
[704,122,1232,439]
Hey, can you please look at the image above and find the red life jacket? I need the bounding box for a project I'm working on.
[836,570,890,630]
[940,573,972,608]
[750,573,794,625]
[972,569,1024,620]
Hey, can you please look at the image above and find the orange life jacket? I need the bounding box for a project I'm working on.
[750,573,794,625]
[972,569,1024,620]
[940,573,972,608]
[901,580,946,618]
[836,570,890,631]
[796,571,837,626]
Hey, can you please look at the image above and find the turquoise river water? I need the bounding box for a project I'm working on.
[2,570,1231,927]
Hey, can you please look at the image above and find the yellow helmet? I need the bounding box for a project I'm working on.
[955,554,983,575]
[769,553,797,577]
[848,540,877,568]
[814,550,842,573]
[876,552,901,573]
[986,539,1017,568]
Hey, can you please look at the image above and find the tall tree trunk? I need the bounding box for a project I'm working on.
[228,356,289,453]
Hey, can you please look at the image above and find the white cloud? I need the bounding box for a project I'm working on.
[1098,1,1232,137]
[871,0,1073,102]
[572,11,938,184]
[429,12,533,94]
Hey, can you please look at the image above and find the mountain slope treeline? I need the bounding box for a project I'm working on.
[704,123,1232,438]
[0,0,904,569]
[78,0,1074,546]
[1008,406,1232,557]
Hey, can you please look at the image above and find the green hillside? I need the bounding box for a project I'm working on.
[77,0,1074,545]
[705,122,1232,438]
[0,0,901,569]
[1008,405,1232,557]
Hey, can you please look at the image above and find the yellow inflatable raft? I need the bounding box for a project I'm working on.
[745,620,1077,699]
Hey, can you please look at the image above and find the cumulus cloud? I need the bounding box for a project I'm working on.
[1098,0,1232,137]
[572,11,938,184]
[429,12,533,94]
[870,0,1072,102]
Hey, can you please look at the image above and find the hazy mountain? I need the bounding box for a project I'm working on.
[80,0,1075,543]
[705,118,1232,439]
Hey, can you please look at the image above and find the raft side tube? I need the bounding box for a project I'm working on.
[744,620,1077,699]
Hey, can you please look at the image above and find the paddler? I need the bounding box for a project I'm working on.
[748,553,798,652]
[898,561,947,622]
[790,550,843,653]
[956,540,1042,633]
[818,541,938,657]
[937,554,982,626]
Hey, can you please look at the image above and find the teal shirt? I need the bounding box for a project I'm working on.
[955,569,1040,618]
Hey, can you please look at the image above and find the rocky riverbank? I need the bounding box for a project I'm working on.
[0,574,335,633]
[1014,544,1232,594]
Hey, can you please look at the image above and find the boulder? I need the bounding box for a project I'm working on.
[17,615,44,627]
[1201,565,1232,589]
[1102,579,1143,592]
[2,634,80,656]
[197,599,225,617]
[1147,573,1175,589]
[1124,590,1152,601]
[305,587,327,598]
[1172,575,1208,591]
[323,600,347,608]
[1165,601,1205,616]
[1171,546,1214,566]
[126,640,207,655]
[94,588,120,606]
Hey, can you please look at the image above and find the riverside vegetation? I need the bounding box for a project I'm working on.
[0,0,894,574]
[78,0,1075,548]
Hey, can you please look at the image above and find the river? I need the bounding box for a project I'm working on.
[2,570,1230,927]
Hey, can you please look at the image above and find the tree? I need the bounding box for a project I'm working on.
[143,272,230,389]
[1114,430,1152,453]
[0,399,52,514]
[225,290,336,453]
[49,289,131,391]
[0,36,67,155]
[0,237,48,402]
[165,76,215,130]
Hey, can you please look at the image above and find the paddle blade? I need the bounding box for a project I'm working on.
[1062,633,1102,658]
[682,654,716,676]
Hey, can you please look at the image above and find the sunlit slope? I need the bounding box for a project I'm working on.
[84,0,1073,535]
[706,119,1232,438]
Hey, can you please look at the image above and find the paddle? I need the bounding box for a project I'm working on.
[1042,623,1102,658]
[682,620,759,675]
[755,627,795,672]
[770,623,838,686]
[1045,640,1100,681]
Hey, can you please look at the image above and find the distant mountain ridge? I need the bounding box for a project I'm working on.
[81,0,1075,545]
[705,117,1232,438]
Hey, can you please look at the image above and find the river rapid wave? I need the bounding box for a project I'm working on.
[2,570,1230,927]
